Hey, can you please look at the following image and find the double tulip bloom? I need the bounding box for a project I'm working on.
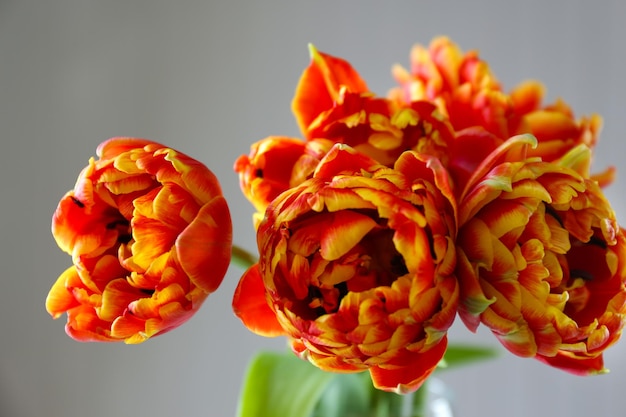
[47,138,232,343]
[48,37,626,394]
[456,135,626,374]
[233,37,626,392]
[234,145,458,392]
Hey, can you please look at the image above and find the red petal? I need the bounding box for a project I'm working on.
[313,143,379,180]
[232,264,285,337]
[292,45,368,135]
[369,337,448,394]
[535,351,606,375]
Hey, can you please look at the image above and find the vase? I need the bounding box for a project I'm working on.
[311,374,455,417]
[417,377,455,417]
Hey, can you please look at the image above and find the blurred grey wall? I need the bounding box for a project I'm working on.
[2,1,626,416]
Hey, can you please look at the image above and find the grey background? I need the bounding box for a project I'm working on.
[2,1,626,416]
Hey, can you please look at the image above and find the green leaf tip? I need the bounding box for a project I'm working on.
[437,344,500,371]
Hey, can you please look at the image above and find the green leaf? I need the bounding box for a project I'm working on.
[437,344,499,370]
[236,351,335,417]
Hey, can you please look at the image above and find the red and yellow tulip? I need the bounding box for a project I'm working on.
[46,138,232,343]
[236,45,457,223]
[233,144,458,393]
[456,135,626,374]
[391,37,611,185]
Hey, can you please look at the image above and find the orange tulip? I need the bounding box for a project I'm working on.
[233,144,458,393]
[46,138,232,343]
[456,135,626,374]
[236,46,457,223]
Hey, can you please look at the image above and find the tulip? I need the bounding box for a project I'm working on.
[391,37,612,185]
[233,144,458,393]
[46,138,232,343]
[456,135,626,374]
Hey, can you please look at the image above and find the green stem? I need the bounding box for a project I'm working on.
[231,245,258,270]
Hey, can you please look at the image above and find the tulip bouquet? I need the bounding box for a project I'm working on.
[46,37,626,417]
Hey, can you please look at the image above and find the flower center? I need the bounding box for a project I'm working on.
[539,207,614,327]
[106,218,131,244]
[558,233,615,326]
[303,226,407,317]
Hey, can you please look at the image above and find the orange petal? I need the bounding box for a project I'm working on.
[320,210,377,261]
[110,312,148,342]
[65,304,115,342]
[525,110,579,141]
[46,266,82,318]
[510,80,545,115]
[176,196,232,293]
[479,199,533,239]
[96,137,156,160]
[99,278,144,322]
[168,151,224,203]
[130,284,187,319]
[129,217,177,270]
